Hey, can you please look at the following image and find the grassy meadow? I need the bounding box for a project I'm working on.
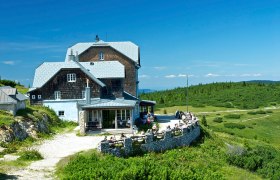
[56,82,280,179]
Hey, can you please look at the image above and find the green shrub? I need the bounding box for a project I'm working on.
[224,102,234,108]
[227,145,280,179]
[0,79,17,87]
[213,117,223,123]
[224,123,245,129]
[201,115,207,126]
[247,111,257,115]
[266,110,273,113]
[255,110,266,114]
[163,109,167,114]
[19,149,43,161]
[224,114,241,119]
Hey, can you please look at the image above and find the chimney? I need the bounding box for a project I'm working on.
[68,49,75,61]
[75,51,79,61]
[95,35,100,42]
[85,79,91,104]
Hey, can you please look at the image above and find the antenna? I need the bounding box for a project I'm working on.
[106,32,108,41]
[186,74,189,113]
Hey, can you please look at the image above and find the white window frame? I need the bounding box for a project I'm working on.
[67,73,76,82]
[31,95,36,99]
[99,51,104,60]
[54,91,61,100]
[58,111,64,116]
[38,95,42,99]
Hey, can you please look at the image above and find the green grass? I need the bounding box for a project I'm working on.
[0,110,14,126]
[154,105,238,114]
[19,149,43,161]
[15,85,28,94]
[56,127,264,179]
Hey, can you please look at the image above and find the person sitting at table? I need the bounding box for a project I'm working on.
[127,118,131,127]
[120,133,126,139]
[166,125,171,130]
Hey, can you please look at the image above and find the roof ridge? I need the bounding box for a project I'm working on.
[72,60,105,87]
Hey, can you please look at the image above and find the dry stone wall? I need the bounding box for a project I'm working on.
[99,122,200,157]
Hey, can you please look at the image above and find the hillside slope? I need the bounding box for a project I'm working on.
[140,82,280,109]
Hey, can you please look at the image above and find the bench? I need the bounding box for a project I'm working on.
[86,121,99,130]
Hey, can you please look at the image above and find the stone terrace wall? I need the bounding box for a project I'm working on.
[99,122,200,157]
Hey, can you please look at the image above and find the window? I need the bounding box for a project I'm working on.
[99,51,104,60]
[58,111,64,116]
[38,95,42,99]
[82,91,85,99]
[67,73,76,82]
[117,109,130,121]
[54,91,61,100]
[31,95,36,99]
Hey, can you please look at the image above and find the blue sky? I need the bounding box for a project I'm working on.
[0,0,280,90]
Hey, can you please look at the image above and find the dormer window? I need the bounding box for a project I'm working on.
[99,51,104,60]
[67,73,76,82]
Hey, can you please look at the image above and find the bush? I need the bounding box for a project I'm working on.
[224,114,241,119]
[163,109,167,114]
[224,102,234,108]
[255,110,266,114]
[201,115,207,126]
[266,110,273,113]
[224,123,245,129]
[227,145,280,179]
[0,79,17,87]
[213,117,223,123]
[247,111,257,115]
[19,149,43,161]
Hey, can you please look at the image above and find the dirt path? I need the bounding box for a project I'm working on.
[7,131,104,179]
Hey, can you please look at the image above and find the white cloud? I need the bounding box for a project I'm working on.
[165,74,176,78]
[139,74,150,78]
[205,73,220,77]
[240,73,262,77]
[2,60,15,65]
[154,66,166,70]
[178,74,187,77]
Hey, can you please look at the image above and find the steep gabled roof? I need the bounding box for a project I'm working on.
[32,60,105,89]
[0,89,17,104]
[0,86,17,95]
[65,41,139,65]
[31,60,125,90]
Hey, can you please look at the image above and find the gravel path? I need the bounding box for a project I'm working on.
[7,131,104,180]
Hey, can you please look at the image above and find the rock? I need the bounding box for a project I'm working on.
[3,154,20,161]
[0,114,51,143]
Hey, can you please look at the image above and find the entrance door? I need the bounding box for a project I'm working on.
[102,110,115,128]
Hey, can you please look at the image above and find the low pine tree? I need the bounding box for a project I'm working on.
[201,115,207,126]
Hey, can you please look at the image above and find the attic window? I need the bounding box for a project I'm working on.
[38,95,42,99]
[99,51,104,60]
[67,73,76,82]
[31,95,36,99]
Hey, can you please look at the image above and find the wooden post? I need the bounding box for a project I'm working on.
[100,110,103,128]
[130,109,134,130]
[79,111,86,135]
